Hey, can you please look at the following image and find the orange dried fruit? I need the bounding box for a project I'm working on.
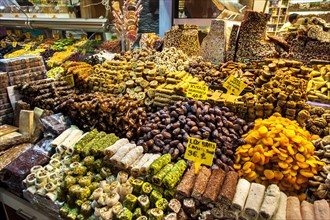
[274,171,284,180]
[278,161,288,169]
[252,152,261,163]
[233,164,241,170]
[299,169,314,178]
[264,170,275,179]
[295,153,305,162]
[258,126,268,136]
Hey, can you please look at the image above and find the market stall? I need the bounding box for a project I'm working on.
[0,0,330,220]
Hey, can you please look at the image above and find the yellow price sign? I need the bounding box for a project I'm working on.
[61,74,75,87]
[15,30,22,36]
[1,41,6,48]
[95,34,101,41]
[223,75,246,96]
[12,41,17,47]
[186,83,208,101]
[81,34,87,41]
[25,32,31,39]
[6,30,12,35]
[53,33,60,40]
[184,137,216,174]
[68,33,74,40]
[38,35,44,41]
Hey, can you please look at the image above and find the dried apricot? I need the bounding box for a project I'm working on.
[264,170,275,179]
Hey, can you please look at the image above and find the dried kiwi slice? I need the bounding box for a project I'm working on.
[149,80,159,88]
[134,86,143,93]
[144,97,153,106]
[137,92,146,100]
[125,80,135,87]
[140,80,149,88]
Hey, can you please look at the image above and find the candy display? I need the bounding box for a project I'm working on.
[164,24,201,57]
[307,64,330,104]
[1,8,330,220]
[306,107,330,136]
[112,0,143,48]
[199,20,226,63]
[309,135,330,202]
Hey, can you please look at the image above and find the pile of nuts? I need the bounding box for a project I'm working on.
[309,135,330,202]
[58,93,147,139]
[306,107,330,137]
[137,100,251,171]
[234,113,324,196]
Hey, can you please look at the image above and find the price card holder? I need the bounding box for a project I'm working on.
[53,33,60,40]
[184,137,216,174]
[95,34,101,41]
[1,41,6,48]
[81,34,87,41]
[223,75,246,96]
[38,35,44,41]
[61,74,75,87]
[25,32,31,39]
[12,42,17,48]
[186,83,208,101]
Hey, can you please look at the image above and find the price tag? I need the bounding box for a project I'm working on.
[7,30,12,36]
[95,34,101,41]
[15,30,22,36]
[68,33,74,40]
[25,45,31,50]
[223,75,246,96]
[38,35,44,41]
[81,34,87,41]
[186,83,208,101]
[1,41,6,48]
[53,33,60,40]
[184,137,216,174]
[12,41,17,47]
[25,32,31,39]
[61,74,75,87]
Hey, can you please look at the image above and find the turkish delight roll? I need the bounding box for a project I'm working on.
[232,178,251,211]
[202,169,226,204]
[191,166,211,200]
[301,200,315,220]
[286,196,302,220]
[176,166,196,198]
[272,192,287,220]
[244,183,266,220]
[259,184,280,220]
[314,199,329,220]
[218,171,239,205]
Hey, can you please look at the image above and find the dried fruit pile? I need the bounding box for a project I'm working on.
[234,113,324,196]
[138,100,252,171]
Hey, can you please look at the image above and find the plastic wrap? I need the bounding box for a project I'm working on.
[0,144,49,193]
[40,113,72,137]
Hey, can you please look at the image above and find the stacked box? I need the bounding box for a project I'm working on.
[0,55,46,86]
[0,72,13,125]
